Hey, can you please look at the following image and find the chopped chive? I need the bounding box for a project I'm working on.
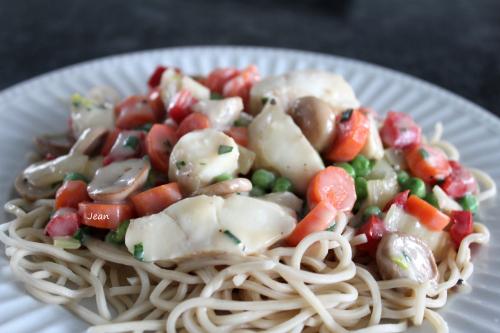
[419,148,429,159]
[73,229,83,242]
[64,172,88,183]
[234,117,252,127]
[210,92,223,100]
[213,173,233,183]
[176,160,186,170]
[133,243,144,261]
[223,230,241,244]
[53,237,81,249]
[105,220,130,245]
[124,136,140,150]
[136,123,153,132]
[218,145,233,154]
[325,223,336,232]
[261,97,269,105]
[340,109,353,122]
[391,256,409,270]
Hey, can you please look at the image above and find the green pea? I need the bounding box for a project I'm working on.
[64,172,88,183]
[459,194,478,214]
[337,163,356,178]
[424,192,439,208]
[251,169,276,191]
[397,170,410,186]
[272,177,293,193]
[213,173,233,183]
[404,177,426,198]
[363,205,382,219]
[355,177,368,200]
[249,186,266,197]
[351,155,371,177]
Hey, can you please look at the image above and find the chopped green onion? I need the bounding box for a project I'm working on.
[355,177,368,200]
[391,255,409,270]
[325,223,336,232]
[234,116,252,127]
[337,162,356,178]
[340,109,353,122]
[136,123,153,132]
[419,148,430,159]
[251,169,276,191]
[105,220,130,245]
[210,92,223,100]
[64,172,88,183]
[124,136,140,150]
[71,93,93,109]
[73,229,83,242]
[223,230,241,244]
[133,243,144,261]
[213,173,233,183]
[261,97,269,105]
[351,155,371,177]
[218,145,233,155]
[272,177,293,193]
[53,237,81,249]
[176,160,186,170]
[459,194,478,214]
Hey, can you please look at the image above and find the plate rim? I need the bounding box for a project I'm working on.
[0,45,499,132]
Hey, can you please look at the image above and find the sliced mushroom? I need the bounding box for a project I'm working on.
[376,232,438,287]
[14,174,57,200]
[70,127,108,155]
[87,159,150,202]
[35,133,74,157]
[289,96,337,152]
[23,154,89,187]
[194,178,252,196]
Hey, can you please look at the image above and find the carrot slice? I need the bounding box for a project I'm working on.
[131,183,182,216]
[55,180,90,210]
[307,166,356,212]
[224,126,249,147]
[146,124,178,174]
[325,109,370,162]
[79,202,134,229]
[405,144,451,184]
[286,201,337,246]
[176,112,211,138]
[405,195,450,231]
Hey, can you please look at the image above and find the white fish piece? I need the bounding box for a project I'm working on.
[249,70,360,114]
[248,102,324,194]
[169,129,240,194]
[125,194,296,262]
[70,94,114,137]
[360,114,384,160]
[192,97,243,130]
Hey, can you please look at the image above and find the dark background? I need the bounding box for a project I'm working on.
[1,0,499,115]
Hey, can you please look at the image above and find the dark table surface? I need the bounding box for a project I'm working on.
[1,0,499,116]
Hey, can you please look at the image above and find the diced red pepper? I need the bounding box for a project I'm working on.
[380,111,422,149]
[44,208,80,237]
[449,210,474,249]
[147,66,167,89]
[383,190,410,212]
[206,67,240,94]
[356,215,387,256]
[168,90,198,124]
[441,161,478,199]
[147,86,166,121]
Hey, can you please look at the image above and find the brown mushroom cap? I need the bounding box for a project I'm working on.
[35,133,74,158]
[376,232,438,286]
[194,178,252,197]
[70,127,108,156]
[289,96,336,152]
[87,159,150,202]
[14,174,57,201]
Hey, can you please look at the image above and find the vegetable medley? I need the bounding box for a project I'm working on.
[21,65,481,283]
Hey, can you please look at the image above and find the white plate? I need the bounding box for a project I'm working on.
[0,46,499,333]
